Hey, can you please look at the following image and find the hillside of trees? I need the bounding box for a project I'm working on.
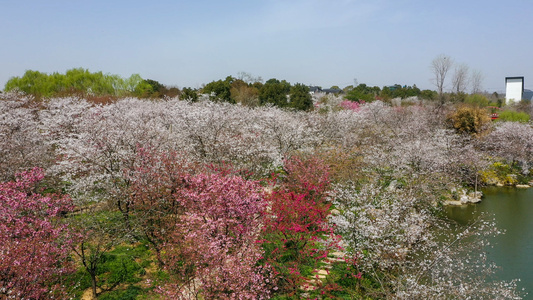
[1,65,533,298]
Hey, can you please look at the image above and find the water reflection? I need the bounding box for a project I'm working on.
[446,187,533,299]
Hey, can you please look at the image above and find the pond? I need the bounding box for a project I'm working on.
[445,186,533,299]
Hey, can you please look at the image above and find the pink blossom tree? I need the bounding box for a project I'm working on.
[126,149,270,299]
[159,172,270,299]
[0,168,77,299]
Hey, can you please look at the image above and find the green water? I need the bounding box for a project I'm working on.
[445,186,533,298]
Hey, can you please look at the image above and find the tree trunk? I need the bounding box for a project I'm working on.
[90,272,98,299]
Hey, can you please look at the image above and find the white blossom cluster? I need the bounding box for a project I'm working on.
[35,97,330,202]
[0,93,54,181]
[481,121,533,174]
[330,183,522,299]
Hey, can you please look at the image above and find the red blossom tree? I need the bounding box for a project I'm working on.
[0,168,77,299]
[260,156,340,295]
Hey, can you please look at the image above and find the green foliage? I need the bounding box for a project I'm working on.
[480,162,517,185]
[465,94,490,107]
[180,87,199,102]
[4,68,152,99]
[288,83,312,111]
[449,92,467,103]
[202,76,234,103]
[497,110,530,123]
[70,242,153,298]
[143,79,165,96]
[99,285,144,300]
[259,78,291,107]
[480,161,532,185]
[380,84,421,100]
[419,89,438,100]
[130,75,153,98]
[140,79,180,98]
[323,261,380,299]
[345,84,380,102]
[5,70,55,97]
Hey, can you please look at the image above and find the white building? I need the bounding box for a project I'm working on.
[505,77,524,104]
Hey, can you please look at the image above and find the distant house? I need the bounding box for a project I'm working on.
[309,86,322,94]
[322,88,344,94]
[308,86,344,95]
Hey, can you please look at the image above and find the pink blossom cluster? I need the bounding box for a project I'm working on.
[0,168,77,299]
[339,99,362,111]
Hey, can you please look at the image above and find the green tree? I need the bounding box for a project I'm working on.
[343,85,354,93]
[380,84,421,100]
[64,68,94,94]
[420,89,438,100]
[180,87,199,102]
[288,83,312,111]
[5,70,54,97]
[449,92,467,103]
[143,79,166,98]
[345,83,380,102]
[4,68,152,99]
[202,76,234,103]
[465,94,489,107]
[125,74,152,98]
[259,78,291,107]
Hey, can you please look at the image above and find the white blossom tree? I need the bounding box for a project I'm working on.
[330,183,522,299]
[0,93,53,181]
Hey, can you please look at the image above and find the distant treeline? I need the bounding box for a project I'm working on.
[6,68,502,110]
[3,68,179,100]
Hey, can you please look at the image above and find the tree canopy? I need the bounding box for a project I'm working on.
[289,83,313,110]
[258,78,291,107]
[345,83,380,102]
[202,76,234,103]
[4,68,154,99]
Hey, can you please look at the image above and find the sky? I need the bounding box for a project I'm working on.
[1,0,532,93]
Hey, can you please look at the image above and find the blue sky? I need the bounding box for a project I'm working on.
[1,0,532,92]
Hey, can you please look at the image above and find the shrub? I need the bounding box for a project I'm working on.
[447,105,491,135]
[497,110,530,123]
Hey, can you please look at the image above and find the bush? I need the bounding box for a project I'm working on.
[447,105,491,135]
[480,162,524,185]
